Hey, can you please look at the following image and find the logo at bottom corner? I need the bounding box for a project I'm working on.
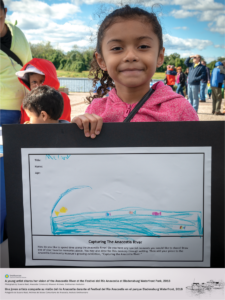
[5,275,9,278]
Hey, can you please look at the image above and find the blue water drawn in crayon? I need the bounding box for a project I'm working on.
[50,186,203,237]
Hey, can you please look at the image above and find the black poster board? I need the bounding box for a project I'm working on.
[2,121,225,268]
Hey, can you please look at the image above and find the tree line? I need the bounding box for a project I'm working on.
[29,42,93,72]
[157,53,225,73]
[30,42,225,73]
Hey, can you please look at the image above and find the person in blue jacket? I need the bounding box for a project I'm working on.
[184,55,206,112]
[199,60,210,102]
[210,61,225,115]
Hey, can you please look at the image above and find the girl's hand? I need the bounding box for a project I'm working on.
[72,113,103,139]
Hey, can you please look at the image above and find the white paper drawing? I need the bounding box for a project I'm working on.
[21,147,211,267]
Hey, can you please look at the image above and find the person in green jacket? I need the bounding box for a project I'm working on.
[0,0,32,125]
[0,0,32,243]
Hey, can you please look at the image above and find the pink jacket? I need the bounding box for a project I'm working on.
[86,81,199,122]
[176,73,180,84]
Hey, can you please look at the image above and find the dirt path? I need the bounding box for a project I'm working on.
[196,98,225,121]
[68,92,225,121]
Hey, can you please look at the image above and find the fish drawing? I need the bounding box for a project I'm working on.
[152,212,161,216]
[50,187,203,236]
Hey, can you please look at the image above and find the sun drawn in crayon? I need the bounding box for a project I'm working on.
[55,207,68,216]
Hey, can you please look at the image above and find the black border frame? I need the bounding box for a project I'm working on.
[2,121,225,268]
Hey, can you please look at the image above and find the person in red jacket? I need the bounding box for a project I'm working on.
[166,65,177,89]
[16,58,71,123]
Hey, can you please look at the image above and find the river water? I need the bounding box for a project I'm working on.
[58,78,162,93]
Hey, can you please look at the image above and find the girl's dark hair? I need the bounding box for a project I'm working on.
[23,86,64,120]
[87,5,163,103]
[0,0,5,10]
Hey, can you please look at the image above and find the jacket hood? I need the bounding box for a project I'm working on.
[85,80,199,122]
[18,58,60,91]
[215,61,223,67]
[108,81,183,106]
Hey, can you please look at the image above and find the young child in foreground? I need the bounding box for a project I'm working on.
[16,58,71,123]
[72,5,199,138]
[23,86,69,124]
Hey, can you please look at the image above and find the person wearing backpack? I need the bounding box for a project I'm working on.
[0,0,32,126]
[166,65,177,89]
[210,61,225,115]
[0,0,32,243]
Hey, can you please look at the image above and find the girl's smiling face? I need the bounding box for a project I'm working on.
[96,18,164,93]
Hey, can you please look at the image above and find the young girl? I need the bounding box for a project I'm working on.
[72,5,198,138]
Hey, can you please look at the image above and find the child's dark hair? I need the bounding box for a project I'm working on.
[29,72,36,77]
[23,86,64,120]
[87,4,163,103]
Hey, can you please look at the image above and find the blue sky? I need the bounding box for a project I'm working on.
[4,0,225,62]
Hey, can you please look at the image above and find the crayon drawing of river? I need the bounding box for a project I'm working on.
[50,186,203,237]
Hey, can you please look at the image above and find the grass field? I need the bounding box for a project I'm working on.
[57,70,90,78]
[57,70,165,80]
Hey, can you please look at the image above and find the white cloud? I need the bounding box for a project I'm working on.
[6,0,80,20]
[73,0,225,35]
[163,34,213,51]
[71,0,165,5]
[169,1,225,34]
[5,0,224,35]
[8,12,213,53]
[57,41,92,53]
[207,14,225,34]
[170,10,199,19]
[181,0,224,11]
[214,45,225,49]
[198,10,225,34]
[204,56,218,63]
[173,26,188,30]
[199,10,222,22]
[209,28,225,34]
[71,0,194,6]
[7,11,97,52]
[5,0,95,52]
[8,12,49,29]
[74,0,225,35]
[71,0,223,9]
[4,0,224,53]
